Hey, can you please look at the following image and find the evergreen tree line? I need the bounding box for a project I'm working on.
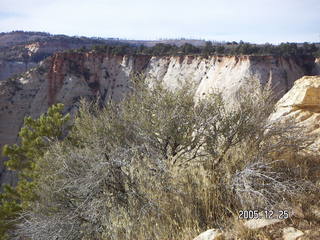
[88,41,320,57]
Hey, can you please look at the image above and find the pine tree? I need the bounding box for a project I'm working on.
[0,104,70,239]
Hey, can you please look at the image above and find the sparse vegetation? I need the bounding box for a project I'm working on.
[6,76,318,240]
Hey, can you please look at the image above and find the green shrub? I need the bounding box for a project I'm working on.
[0,104,70,239]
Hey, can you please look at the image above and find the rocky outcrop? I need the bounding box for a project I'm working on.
[0,53,317,184]
[244,218,283,230]
[0,32,210,82]
[0,33,107,82]
[147,55,315,100]
[282,227,304,240]
[192,229,224,240]
[269,75,320,151]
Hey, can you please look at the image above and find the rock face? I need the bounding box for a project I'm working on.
[0,52,317,184]
[269,75,320,151]
[0,39,103,82]
[147,55,315,100]
[244,218,283,230]
[0,60,37,81]
[282,227,304,240]
[192,229,224,240]
[0,31,209,82]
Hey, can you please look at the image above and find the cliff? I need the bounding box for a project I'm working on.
[0,38,105,82]
[0,60,37,81]
[270,75,320,151]
[0,31,209,82]
[0,52,317,184]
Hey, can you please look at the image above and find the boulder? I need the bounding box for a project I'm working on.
[282,227,304,240]
[193,229,224,240]
[270,75,320,151]
[244,218,283,230]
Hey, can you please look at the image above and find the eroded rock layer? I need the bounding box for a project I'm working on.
[270,75,320,151]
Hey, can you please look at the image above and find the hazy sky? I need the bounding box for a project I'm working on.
[1,0,319,43]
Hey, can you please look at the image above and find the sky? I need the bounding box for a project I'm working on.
[0,0,319,44]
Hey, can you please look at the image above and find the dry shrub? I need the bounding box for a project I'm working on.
[14,77,319,240]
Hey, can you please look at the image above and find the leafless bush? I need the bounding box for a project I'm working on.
[231,160,309,209]
[15,212,82,240]
[15,139,173,240]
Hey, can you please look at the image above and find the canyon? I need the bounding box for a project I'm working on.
[0,50,319,184]
[0,34,107,82]
[0,31,208,82]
